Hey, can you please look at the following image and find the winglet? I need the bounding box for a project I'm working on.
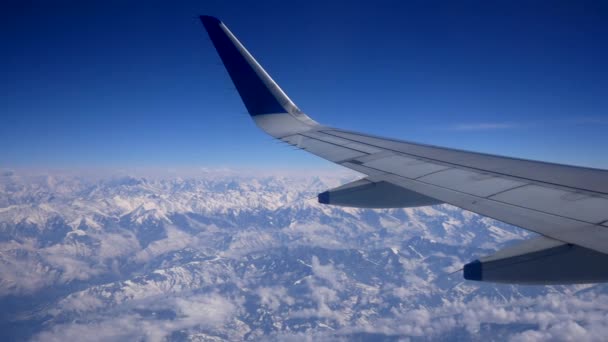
[201,15,288,116]
[200,16,319,137]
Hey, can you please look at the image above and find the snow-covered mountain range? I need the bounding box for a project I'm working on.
[1,169,607,341]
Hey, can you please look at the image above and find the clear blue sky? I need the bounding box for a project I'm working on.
[2,1,607,168]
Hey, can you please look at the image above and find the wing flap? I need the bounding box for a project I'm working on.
[318,178,442,208]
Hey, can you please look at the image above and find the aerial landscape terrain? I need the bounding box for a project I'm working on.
[1,169,606,341]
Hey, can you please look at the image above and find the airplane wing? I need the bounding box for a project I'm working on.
[200,16,608,284]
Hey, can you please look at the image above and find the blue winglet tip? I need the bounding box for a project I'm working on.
[200,15,221,25]
[463,260,482,281]
[318,191,330,204]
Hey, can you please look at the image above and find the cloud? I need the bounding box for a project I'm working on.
[0,251,57,295]
[510,320,607,342]
[171,293,238,328]
[56,293,105,313]
[133,226,195,263]
[288,257,349,324]
[311,256,342,288]
[256,286,294,311]
[329,293,608,340]
[98,232,139,259]
[568,117,608,126]
[222,229,278,258]
[34,293,241,342]
[447,117,608,132]
[449,123,517,131]
[32,316,144,342]
[0,240,105,295]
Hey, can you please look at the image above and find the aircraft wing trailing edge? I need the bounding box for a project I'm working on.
[200,15,608,284]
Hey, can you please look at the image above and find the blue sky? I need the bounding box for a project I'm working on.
[2,1,607,168]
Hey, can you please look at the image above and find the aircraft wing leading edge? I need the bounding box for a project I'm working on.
[200,16,608,284]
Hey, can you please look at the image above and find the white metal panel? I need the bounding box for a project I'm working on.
[343,142,382,154]
[363,155,450,179]
[253,114,317,137]
[341,162,387,177]
[301,132,353,145]
[282,135,365,162]
[281,134,304,145]
[490,185,608,224]
[419,168,527,197]
[304,141,366,161]
[300,131,329,139]
[300,132,382,154]
[355,151,395,164]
